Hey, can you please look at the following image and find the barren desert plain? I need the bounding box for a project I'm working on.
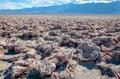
[0,15,120,79]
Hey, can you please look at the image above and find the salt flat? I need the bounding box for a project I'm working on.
[0,15,120,79]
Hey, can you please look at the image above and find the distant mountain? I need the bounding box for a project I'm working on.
[0,1,120,14]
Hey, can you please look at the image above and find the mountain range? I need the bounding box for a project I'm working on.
[0,1,120,14]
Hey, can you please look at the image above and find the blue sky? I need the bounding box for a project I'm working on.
[0,0,119,10]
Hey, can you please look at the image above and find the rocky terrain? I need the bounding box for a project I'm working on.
[0,15,120,79]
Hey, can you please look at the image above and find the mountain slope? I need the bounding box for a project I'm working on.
[0,1,120,14]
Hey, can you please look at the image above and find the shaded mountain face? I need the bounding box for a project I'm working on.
[0,1,120,14]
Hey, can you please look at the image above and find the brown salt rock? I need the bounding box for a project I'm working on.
[106,51,120,64]
[56,51,73,65]
[33,61,56,76]
[106,23,120,33]
[5,59,35,79]
[59,71,73,79]
[32,48,74,76]
[37,43,54,57]
[114,67,120,79]
[26,58,39,68]
[76,42,101,62]
[92,37,115,52]
[0,31,11,37]
[52,44,61,53]
[60,27,68,33]
[51,72,59,79]
[48,48,74,65]
[58,36,80,48]
[59,59,77,79]
[0,46,6,60]
[37,43,60,59]
[44,35,61,42]
[0,46,6,54]
[17,30,38,40]
[14,60,30,67]
[97,62,116,77]
[4,38,28,54]
[101,45,114,52]
[26,49,36,58]
[1,37,18,49]
[0,38,7,47]
[41,62,56,76]
[113,43,120,51]
[48,30,58,36]
[3,54,25,62]
[10,66,30,79]
[14,42,28,53]
[54,24,62,29]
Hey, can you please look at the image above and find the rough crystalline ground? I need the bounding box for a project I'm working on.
[0,15,120,79]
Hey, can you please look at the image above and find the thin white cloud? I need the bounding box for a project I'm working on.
[0,2,32,10]
[0,2,19,10]
[29,0,120,7]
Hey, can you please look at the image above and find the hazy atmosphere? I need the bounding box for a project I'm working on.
[0,0,119,10]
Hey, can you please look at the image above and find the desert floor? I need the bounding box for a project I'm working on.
[0,15,120,79]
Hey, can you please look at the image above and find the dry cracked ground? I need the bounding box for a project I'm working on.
[0,15,120,79]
